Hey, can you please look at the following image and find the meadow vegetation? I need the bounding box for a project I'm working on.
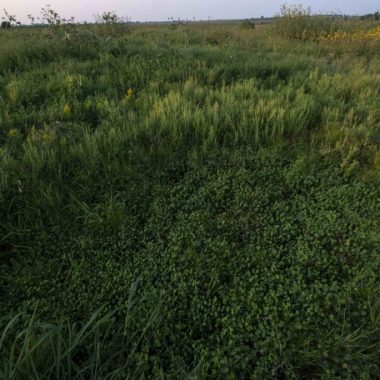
[0,6,380,379]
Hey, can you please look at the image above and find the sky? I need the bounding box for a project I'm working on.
[1,0,379,23]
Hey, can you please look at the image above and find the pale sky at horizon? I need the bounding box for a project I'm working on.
[2,0,379,23]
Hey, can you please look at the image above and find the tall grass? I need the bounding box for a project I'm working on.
[0,281,165,380]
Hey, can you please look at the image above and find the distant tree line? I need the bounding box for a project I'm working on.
[360,11,380,21]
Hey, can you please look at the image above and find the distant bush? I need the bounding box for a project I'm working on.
[240,19,256,29]
[94,11,128,25]
[273,4,339,41]
[94,11,131,37]
[168,17,187,29]
[1,21,10,29]
[40,5,75,30]
[1,9,21,28]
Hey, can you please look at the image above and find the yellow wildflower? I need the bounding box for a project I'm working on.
[41,131,54,142]
[84,98,93,110]
[123,88,135,105]
[8,85,18,103]
[63,103,71,115]
[65,75,75,91]
[323,26,380,43]
[27,126,38,144]
[8,129,18,138]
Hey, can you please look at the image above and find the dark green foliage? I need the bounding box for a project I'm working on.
[1,21,11,29]
[2,149,380,379]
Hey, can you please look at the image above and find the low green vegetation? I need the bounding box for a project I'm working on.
[0,7,380,379]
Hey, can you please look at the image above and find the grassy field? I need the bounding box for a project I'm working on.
[1,11,380,379]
